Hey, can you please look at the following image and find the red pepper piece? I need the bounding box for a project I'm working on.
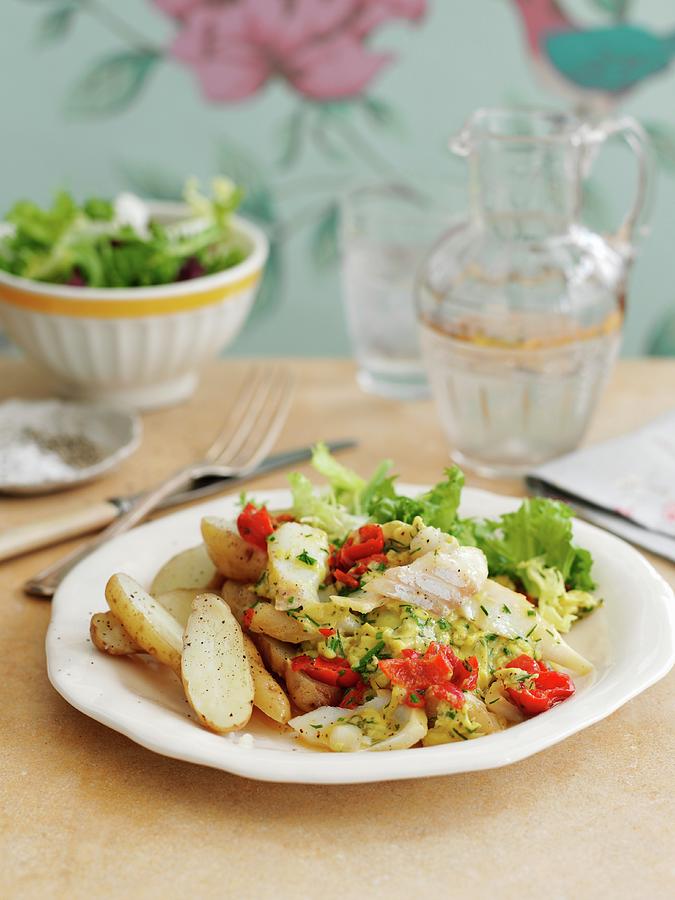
[340,681,367,709]
[445,652,479,691]
[291,654,360,688]
[242,608,255,629]
[318,627,335,637]
[504,654,575,717]
[333,569,360,589]
[378,642,477,710]
[358,523,384,543]
[341,537,384,565]
[237,502,274,552]
[336,525,384,569]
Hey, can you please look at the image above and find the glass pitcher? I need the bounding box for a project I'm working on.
[417,108,652,477]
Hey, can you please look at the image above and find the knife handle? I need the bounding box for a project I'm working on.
[0,500,119,563]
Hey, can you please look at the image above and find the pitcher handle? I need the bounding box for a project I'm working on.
[582,116,654,245]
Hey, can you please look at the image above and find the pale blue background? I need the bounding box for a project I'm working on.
[1,0,675,356]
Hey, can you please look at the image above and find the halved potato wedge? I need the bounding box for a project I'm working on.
[201,517,267,582]
[181,593,254,733]
[220,580,317,643]
[243,634,291,725]
[105,573,183,673]
[90,611,140,656]
[154,588,203,628]
[250,632,294,678]
[150,544,222,596]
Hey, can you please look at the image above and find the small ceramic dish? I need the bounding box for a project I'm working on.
[0,398,141,494]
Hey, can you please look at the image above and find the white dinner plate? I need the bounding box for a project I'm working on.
[46,486,675,784]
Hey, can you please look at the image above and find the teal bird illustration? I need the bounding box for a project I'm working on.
[510,0,675,108]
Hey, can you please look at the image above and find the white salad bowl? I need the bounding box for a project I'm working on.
[0,206,268,410]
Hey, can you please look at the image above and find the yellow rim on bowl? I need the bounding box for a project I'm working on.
[0,269,261,318]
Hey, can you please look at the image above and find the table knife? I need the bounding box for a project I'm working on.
[0,439,356,563]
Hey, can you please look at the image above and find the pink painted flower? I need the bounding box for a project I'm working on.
[154,0,427,102]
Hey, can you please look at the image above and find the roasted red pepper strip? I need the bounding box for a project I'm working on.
[358,523,384,542]
[337,524,384,569]
[333,569,360,589]
[237,503,274,552]
[291,654,360,688]
[318,627,335,637]
[242,608,255,629]
[340,681,367,709]
[340,538,383,566]
[379,642,476,710]
[504,654,575,717]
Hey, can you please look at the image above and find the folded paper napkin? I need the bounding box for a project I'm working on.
[526,411,675,563]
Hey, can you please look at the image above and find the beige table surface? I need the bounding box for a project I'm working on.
[1,358,674,900]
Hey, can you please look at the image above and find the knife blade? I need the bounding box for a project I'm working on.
[112,439,357,513]
[0,439,357,563]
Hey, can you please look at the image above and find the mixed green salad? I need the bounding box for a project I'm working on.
[233,445,602,752]
[287,443,598,634]
[0,177,248,288]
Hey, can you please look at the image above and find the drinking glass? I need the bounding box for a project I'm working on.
[340,183,453,400]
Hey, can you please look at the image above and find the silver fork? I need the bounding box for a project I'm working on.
[24,365,294,599]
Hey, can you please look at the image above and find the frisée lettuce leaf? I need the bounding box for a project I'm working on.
[289,446,596,601]
[456,498,595,593]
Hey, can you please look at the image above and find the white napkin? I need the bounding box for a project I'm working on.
[526,411,675,563]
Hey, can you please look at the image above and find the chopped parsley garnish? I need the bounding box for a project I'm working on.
[354,640,386,674]
[326,634,346,656]
[501,604,511,614]
[480,605,488,617]
[526,625,537,638]
[296,549,317,566]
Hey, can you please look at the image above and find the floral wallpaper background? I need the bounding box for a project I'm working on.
[2,0,675,355]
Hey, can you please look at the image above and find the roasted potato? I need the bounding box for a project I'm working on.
[90,611,140,656]
[201,517,267,582]
[243,634,291,725]
[283,664,342,712]
[250,632,294,677]
[220,580,317,643]
[154,588,203,628]
[150,544,221,596]
[252,632,341,712]
[105,573,183,674]
[181,593,254,733]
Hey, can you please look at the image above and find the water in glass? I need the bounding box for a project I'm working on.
[341,185,452,400]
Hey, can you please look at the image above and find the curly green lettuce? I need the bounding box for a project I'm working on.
[0,177,247,287]
[518,557,601,633]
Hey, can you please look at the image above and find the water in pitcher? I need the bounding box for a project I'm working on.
[416,108,650,475]
[419,311,622,475]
